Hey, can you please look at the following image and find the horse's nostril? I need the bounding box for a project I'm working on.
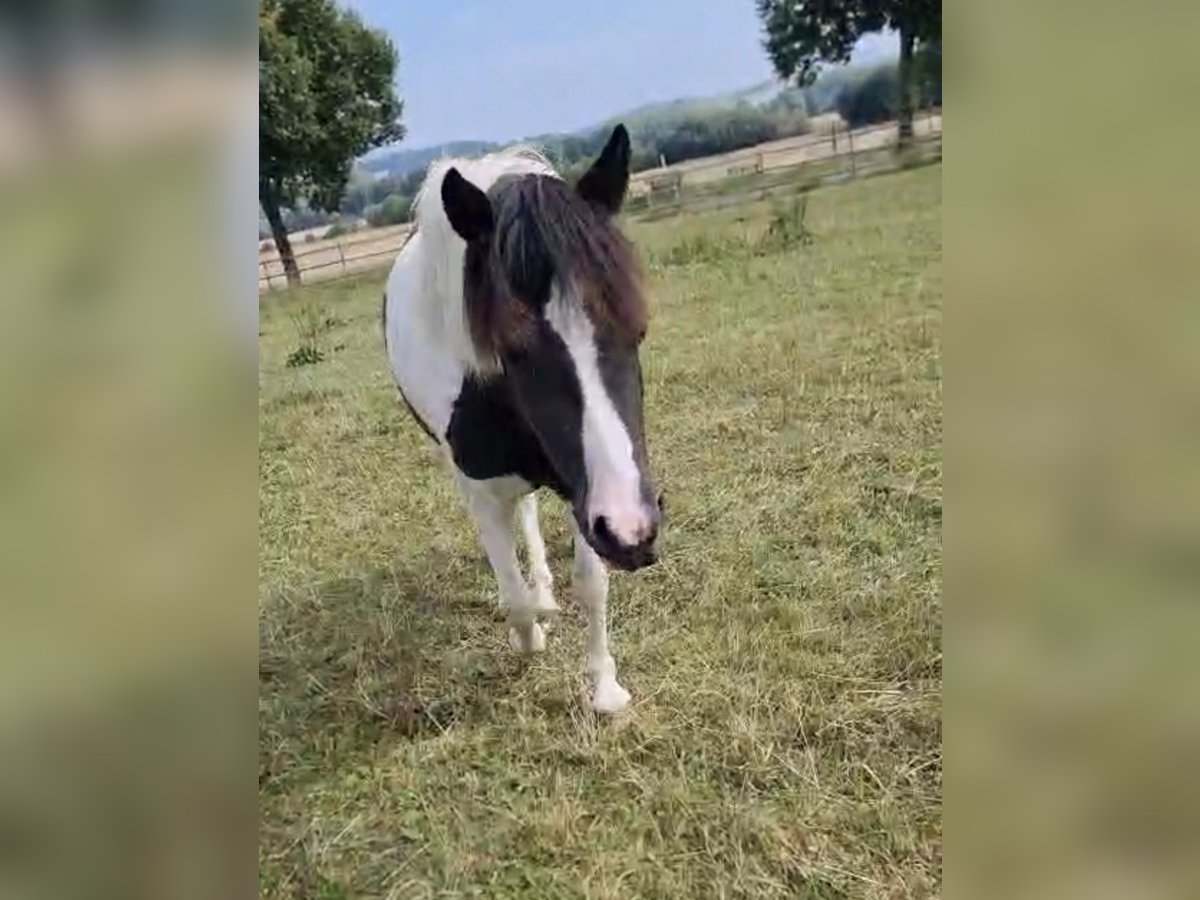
[643,520,659,547]
[592,512,657,554]
[592,515,613,545]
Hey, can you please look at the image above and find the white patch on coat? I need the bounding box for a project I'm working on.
[544,285,651,547]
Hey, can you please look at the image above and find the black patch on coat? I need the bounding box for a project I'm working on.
[496,323,587,499]
[445,367,576,499]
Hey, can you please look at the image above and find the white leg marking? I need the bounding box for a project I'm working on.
[572,518,630,714]
[518,493,558,615]
[460,476,544,653]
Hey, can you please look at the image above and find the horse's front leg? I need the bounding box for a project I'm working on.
[459,475,544,653]
[571,519,631,714]
[517,493,559,615]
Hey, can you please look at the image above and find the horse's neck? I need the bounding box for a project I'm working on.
[403,231,490,376]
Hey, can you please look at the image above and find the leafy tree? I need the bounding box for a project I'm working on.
[836,65,899,127]
[801,65,861,115]
[387,194,412,225]
[756,0,941,142]
[764,86,809,115]
[259,0,403,284]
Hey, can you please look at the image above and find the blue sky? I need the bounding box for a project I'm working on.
[339,0,897,148]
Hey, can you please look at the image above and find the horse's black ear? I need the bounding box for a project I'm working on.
[442,167,493,242]
[577,124,630,214]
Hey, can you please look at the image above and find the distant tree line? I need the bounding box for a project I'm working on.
[340,166,426,228]
[316,92,817,235]
[826,50,940,130]
[315,95,815,234]
[257,205,339,239]
[267,54,941,239]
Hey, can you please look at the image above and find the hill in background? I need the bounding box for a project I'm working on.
[264,54,939,239]
[357,78,797,179]
[357,139,499,177]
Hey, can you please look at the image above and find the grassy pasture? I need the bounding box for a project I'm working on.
[259,165,942,898]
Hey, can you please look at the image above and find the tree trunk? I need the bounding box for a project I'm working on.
[260,181,301,287]
[897,24,916,146]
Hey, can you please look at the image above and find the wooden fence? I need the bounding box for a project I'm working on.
[623,108,941,216]
[258,223,413,291]
[259,110,941,292]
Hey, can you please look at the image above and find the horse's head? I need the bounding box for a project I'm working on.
[441,126,661,571]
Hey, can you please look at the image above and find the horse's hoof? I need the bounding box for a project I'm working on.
[591,678,631,715]
[509,623,545,653]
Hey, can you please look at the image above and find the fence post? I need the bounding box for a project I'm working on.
[847,126,857,178]
[338,242,346,274]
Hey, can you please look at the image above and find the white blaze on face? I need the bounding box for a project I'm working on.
[545,286,650,547]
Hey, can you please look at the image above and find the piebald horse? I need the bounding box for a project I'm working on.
[383,125,661,714]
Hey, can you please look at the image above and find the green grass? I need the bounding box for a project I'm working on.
[259,165,942,899]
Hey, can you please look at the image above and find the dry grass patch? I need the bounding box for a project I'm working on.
[260,165,942,898]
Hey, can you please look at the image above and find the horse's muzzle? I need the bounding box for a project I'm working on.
[589,507,660,571]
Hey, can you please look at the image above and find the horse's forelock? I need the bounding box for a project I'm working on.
[478,175,646,349]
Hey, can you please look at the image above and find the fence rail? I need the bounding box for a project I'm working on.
[623,109,940,215]
[259,223,413,264]
[259,110,941,293]
[258,223,413,290]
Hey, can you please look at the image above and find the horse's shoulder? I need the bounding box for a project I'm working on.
[447,375,564,495]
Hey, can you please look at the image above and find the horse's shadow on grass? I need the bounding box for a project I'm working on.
[259,558,541,786]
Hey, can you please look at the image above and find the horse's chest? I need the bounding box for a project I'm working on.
[447,376,566,496]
